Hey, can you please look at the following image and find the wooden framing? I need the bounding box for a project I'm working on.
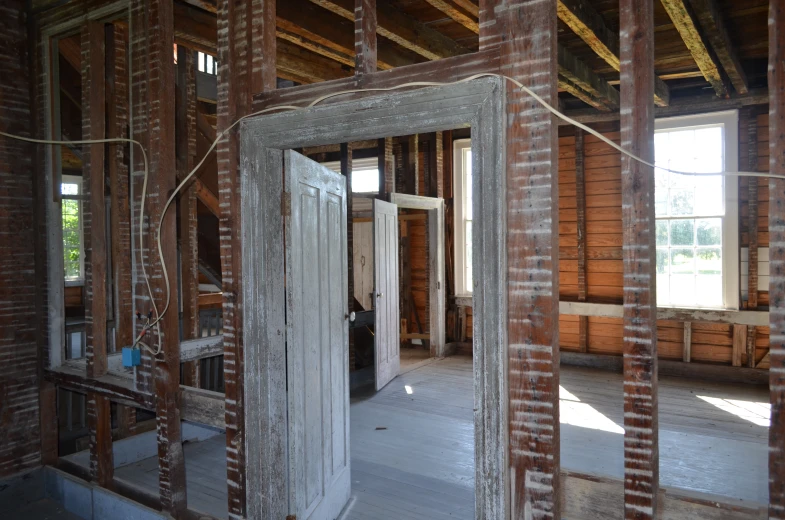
[240,78,507,519]
[389,193,446,358]
[354,0,376,74]
[620,0,659,518]
[769,1,785,517]
[575,128,588,353]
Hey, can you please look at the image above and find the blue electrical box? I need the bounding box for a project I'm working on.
[122,347,141,367]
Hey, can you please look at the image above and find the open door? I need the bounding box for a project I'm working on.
[284,150,350,520]
[373,198,400,391]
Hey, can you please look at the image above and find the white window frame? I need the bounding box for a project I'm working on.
[453,138,472,296]
[654,110,739,310]
[61,174,85,286]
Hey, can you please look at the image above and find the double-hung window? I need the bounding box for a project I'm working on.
[654,111,739,309]
[453,139,473,296]
[61,174,84,285]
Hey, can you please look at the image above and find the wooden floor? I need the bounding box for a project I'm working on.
[113,355,770,519]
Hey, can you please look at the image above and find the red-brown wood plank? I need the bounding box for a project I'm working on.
[485,1,562,517]
[217,0,276,514]
[378,136,394,198]
[769,1,785,517]
[87,392,113,487]
[748,110,760,311]
[620,0,659,518]
[355,0,377,75]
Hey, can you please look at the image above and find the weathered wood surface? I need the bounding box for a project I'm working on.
[354,0,376,74]
[373,199,400,390]
[86,392,113,487]
[179,387,225,429]
[240,78,507,519]
[769,1,785,518]
[683,322,692,363]
[284,151,351,519]
[620,0,659,517]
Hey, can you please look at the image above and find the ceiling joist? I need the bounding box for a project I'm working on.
[659,0,729,97]
[556,0,670,106]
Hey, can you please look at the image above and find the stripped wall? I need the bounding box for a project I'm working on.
[0,0,42,478]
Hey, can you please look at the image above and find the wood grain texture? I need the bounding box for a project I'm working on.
[354,0,377,74]
[748,112,760,310]
[86,392,113,487]
[620,0,659,517]
[769,1,785,517]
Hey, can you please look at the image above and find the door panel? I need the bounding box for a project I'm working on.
[373,199,400,391]
[284,150,350,520]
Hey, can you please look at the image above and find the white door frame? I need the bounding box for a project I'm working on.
[240,78,509,520]
[389,193,446,358]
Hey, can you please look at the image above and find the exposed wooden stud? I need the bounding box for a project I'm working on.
[116,403,138,440]
[405,135,419,196]
[87,392,113,487]
[308,0,467,60]
[379,136,395,198]
[400,220,412,346]
[428,132,444,199]
[484,0,562,516]
[660,0,729,98]
[747,325,757,369]
[620,0,659,517]
[732,324,747,367]
[556,0,670,106]
[83,20,107,379]
[575,128,588,353]
[341,142,355,370]
[688,0,749,95]
[748,111,760,310]
[354,0,377,74]
[683,322,692,362]
[768,1,785,516]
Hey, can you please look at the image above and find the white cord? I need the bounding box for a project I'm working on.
[2,73,781,358]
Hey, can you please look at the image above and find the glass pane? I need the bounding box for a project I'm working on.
[671,248,695,274]
[696,274,723,307]
[206,54,214,74]
[694,181,723,216]
[465,149,472,219]
[352,169,379,193]
[669,189,695,215]
[465,220,473,292]
[670,219,694,246]
[62,199,81,280]
[655,167,668,189]
[61,182,79,195]
[654,132,670,166]
[656,248,669,274]
[657,274,670,305]
[670,274,695,306]
[656,221,668,246]
[655,189,668,217]
[694,127,723,173]
[696,218,722,246]
[696,248,722,274]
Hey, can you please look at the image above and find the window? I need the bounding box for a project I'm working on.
[322,157,380,193]
[454,139,472,295]
[654,111,738,309]
[197,51,218,75]
[61,175,84,284]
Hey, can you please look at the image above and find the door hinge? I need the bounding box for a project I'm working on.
[281,192,291,217]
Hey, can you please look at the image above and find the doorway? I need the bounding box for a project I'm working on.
[240,77,508,519]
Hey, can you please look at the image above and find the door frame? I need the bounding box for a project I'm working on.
[389,193,446,358]
[240,77,509,520]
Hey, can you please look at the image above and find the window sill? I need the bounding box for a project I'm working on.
[64,280,84,288]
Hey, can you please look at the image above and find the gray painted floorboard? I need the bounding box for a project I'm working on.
[113,355,770,519]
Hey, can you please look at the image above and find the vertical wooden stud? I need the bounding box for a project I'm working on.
[355,0,377,75]
[733,324,747,367]
[406,135,419,195]
[747,325,757,368]
[87,392,113,487]
[428,132,444,199]
[683,322,692,363]
[341,143,355,371]
[768,1,785,517]
[378,137,394,200]
[748,112,760,310]
[575,128,589,353]
[620,0,659,517]
[217,0,276,513]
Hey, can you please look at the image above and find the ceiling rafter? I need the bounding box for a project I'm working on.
[556,0,670,106]
[659,0,729,97]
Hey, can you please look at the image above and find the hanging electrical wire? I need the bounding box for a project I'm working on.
[2,73,779,357]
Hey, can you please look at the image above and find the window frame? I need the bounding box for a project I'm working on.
[453,138,472,296]
[61,174,85,286]
[654,110,739,310]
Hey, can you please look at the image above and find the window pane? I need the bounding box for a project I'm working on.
[670,274,695,306]
[696,218,722,246]
[61,182,79,195]
[696,275,723,307]
[696,248,721,274]
[669,189,695,216]
[465,220,472,291]
[656,248,669,274]
[670,219,694,246]
[656,221,668,246]
[62,199,81,280]
[694,180,723,216]
[694,127,723,173]
[465,149,472,219]
[352,169,379,193]
[671,249,694,274]
[655,189,668,217]
[657,274,670,305]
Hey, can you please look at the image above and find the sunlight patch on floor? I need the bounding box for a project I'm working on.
[559,385,625,434]
[697,395,770,427]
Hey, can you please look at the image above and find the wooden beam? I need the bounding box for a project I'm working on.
[308,0,468,61]
[87,393,113,487]
[732,324,747,367]
[425,0,478,32]
[747,111,760,310]
[379,136,394,198]
[688,0,748,95]
[83,20,107,379]
[217,0,276,514]
[768,1,785,517]
[683,322,692,362]
[620,0,658,517]
[428,132,444,199]
[747,325,757,369]
[484,0,561,516]
[277,39,351,83]
[659,0,729,98]
[575,128,589,354]
[405,135,419,195]
[354,0,377,74]
[556,0,670,106]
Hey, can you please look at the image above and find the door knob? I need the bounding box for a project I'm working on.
[377,292,383,298]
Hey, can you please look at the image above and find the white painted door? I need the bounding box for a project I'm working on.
[284,150,350,520]
[373,199,400,391]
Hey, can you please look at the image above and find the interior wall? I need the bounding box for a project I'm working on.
[0,0,43,478]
